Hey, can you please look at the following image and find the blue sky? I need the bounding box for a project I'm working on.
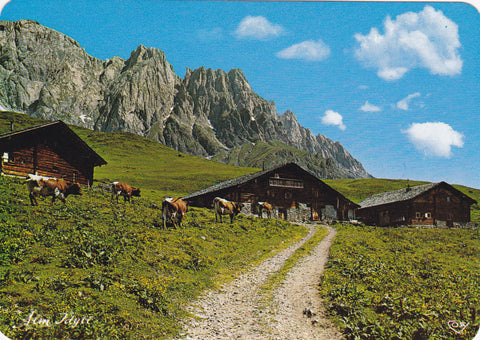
[1,1,480,188]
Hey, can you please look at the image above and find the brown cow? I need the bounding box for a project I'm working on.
[111,182,141,203]
[162,197,188,229]
[213,197,244,223]
[257,201,273,218]
[26,174,82,206]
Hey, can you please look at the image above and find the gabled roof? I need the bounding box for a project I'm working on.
[0,120,107,166]
[359,181,477,209]
[184,162,359,207]
[183,166,272,200]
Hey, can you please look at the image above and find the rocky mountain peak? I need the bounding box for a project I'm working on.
[0,20,371,179]
[124,45,171,69]
[227,69,251,92]
[281,110,297,121]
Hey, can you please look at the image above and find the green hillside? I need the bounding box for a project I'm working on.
[0,176,307,339]
[73,129,258,200]
[0,111,259,200]
[324,178,428,203]
[321,223,480,339]
[213,140,353,179]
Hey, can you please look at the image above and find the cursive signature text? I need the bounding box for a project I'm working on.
[24,310,93,328]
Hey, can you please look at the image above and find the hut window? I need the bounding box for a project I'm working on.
[269,177,304,189]
[2,152,9,163]
[446,196,451,202]
[425,212,432,219]
[285,192,292,199]
[415,212,422,219]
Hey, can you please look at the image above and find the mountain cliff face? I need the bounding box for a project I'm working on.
[0,19,371,179]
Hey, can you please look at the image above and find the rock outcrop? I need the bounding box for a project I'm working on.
[0,19,371,178]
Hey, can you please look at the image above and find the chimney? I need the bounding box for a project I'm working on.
[406,179,411,192]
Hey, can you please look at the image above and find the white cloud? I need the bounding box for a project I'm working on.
[234,16,284,40]
[397,92,421,110]
[277,39,330,62]
[402,122,464,158]
[321,110,346,131]
[360,101,381,112]
[0,0,11,16]
[354,6,462,81]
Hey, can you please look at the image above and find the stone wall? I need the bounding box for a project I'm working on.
[286,203,310,222]
[240,202,311,222]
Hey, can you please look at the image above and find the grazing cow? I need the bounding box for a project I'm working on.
[111,182,141,203]
[162,197,188,229]
[213,197,244,223]
[26,174,82,206]
[257,201,273,218]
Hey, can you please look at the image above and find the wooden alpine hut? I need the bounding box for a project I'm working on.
[0,120,107,186]
[357,182,477,227]
[183,162,359,222]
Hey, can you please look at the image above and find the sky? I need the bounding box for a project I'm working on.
[1,0,480,189]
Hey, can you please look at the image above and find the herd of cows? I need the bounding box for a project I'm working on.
[24,175,274,228]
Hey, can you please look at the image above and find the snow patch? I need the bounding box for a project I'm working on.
[79,114,92,124]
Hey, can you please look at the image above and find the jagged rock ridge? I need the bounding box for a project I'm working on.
[0,19,371,179]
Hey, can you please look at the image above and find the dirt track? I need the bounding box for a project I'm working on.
[177,224,343,339]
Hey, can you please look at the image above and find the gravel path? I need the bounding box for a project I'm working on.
[177,224,343,340]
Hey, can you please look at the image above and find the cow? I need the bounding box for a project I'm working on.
[162,197,188,229]
[111,182,141,203]
[213,197,244,223]
[26,174,82,206]
[257,201,273,218]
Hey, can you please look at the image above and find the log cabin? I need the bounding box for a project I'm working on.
[0,120,107,186]
[183,162,359,222]
[357,182,477,227]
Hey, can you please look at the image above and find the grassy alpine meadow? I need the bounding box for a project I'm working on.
[0,111,260,201]
[319,223,480,339]
[0,176,307,339]
[72,127,259,200]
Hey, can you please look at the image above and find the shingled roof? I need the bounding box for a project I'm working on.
[0,120,107,167]
[359,181,477,209]
[183,167,272,200]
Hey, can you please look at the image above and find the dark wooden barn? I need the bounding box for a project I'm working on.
[183,162,359,222]
[357,182,477,227]
[0,120,107,186]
